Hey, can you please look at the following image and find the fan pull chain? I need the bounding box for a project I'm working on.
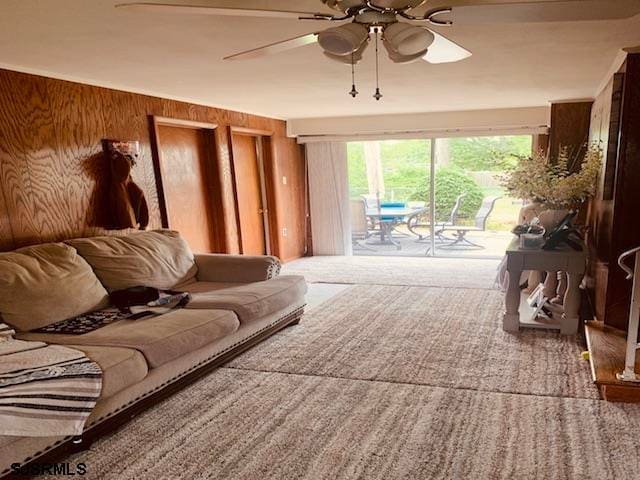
[349,52,358,98]
[373,27,382,101]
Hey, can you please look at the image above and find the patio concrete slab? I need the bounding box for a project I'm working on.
[355,229,513,259]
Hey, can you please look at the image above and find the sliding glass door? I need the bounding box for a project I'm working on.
[347,135,531,258]
[431,136,531,257]
[347,139,433,256]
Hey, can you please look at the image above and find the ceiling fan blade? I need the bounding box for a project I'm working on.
[422,30,472,64]
[115,3,331,20]
[224,33,319,61]
[446,0,640,24]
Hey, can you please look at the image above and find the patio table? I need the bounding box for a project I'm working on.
[366,207,421,249]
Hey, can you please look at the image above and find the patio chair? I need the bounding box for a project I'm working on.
[350,199,376,251]
[362,194,380,210]
[437,196,501,249]
[408,193,466,241]
[405,207,431,241]
[361,194,381,231]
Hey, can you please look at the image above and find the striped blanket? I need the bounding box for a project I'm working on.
[0,322,102,437]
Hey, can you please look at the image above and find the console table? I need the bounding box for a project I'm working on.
[503,237,586,335]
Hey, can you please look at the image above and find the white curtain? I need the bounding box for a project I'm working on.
[306,142,352,256]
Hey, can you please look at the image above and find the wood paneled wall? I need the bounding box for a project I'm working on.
[587,54,640,329]
[0,69,306,262]
[548,101,593,165]
[587,75,618,321]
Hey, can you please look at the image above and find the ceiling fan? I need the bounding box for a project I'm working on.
[116,0,640,99]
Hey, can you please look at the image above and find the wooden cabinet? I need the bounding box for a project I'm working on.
[587,54,640,330]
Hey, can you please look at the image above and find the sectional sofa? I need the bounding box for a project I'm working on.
[0,230,307,476]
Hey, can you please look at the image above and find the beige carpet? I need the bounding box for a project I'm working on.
[63,369,640,480]
[41,271,640,479]
[281,255,501,289]
[227,285,597,399]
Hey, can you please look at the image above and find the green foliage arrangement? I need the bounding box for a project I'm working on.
[501,146,602,209]
[410,167,484,221]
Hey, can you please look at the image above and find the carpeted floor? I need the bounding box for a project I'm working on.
[47,260,640,480]
[281,255,501,289]
[63,369,640,480]
[227,285,597,399]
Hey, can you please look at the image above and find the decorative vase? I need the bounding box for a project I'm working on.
[538,208,570,232]
[518,202,544,224]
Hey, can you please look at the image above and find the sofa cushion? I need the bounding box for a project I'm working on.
[68,345,148,399]
[194,254,281,283]
[182,282,246,294]
[66,230,198,292]
[18,309,240,369]
[0,243,110,332]
[183,275,307,323]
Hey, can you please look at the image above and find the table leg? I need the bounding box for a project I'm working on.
[386,224,400,249]
[503,269,522,332]
[391,229,401,250]
[561,272,584,335]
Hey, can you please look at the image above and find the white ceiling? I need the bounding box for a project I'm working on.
[1,0,639,120]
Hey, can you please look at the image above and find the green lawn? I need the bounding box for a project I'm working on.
[452,187,521,232]
[486,195,522,232]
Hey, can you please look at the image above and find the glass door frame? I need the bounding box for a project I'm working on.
[428,138,437,257]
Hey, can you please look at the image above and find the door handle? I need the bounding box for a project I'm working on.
[259,208,268,214]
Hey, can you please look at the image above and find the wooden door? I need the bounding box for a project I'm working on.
[231,133,268,255]
[154,122,217,253]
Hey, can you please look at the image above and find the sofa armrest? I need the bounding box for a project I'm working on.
[194,254,282,284]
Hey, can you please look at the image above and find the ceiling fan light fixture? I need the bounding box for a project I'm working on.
[382,41,427,64]
[318,23,369,56]
[323,37,369,64]
[383,22,434,56]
